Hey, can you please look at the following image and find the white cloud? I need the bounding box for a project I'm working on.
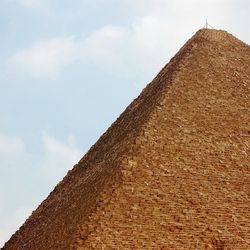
[6,19,178,80]
[6,0,47,8]
[0,133,25,155]
[6,0,248,81]
[41,133,82,181]
[0,132,81,247]
[80,19,173,78]
[18,0,42,7]
[8,37,77,78]
[42,133,80,159]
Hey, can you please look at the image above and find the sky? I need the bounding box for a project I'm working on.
[0,0,249,246]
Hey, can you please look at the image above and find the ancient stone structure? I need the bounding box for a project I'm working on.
[3,29,250,249]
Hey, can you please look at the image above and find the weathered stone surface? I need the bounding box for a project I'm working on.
[3,29,250,249]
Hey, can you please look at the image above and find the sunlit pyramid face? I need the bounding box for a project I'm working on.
[3,29,250,250]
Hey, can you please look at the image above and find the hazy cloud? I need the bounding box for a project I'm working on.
[6,18,180,79]
[40,133,82,182]
[6,0,239,80]
[7,0,249,80]
[8,37,77,78]
[6,0,47,8]
[0,132,82,247]
[0,133,25,155]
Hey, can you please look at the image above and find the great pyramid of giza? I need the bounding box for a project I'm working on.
[3,29,250,249]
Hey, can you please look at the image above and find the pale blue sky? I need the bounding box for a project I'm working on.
[0,0,249,246]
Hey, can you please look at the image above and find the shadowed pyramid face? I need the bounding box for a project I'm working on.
[3,29,250,249]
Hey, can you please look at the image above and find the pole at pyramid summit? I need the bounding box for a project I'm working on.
[204,19,214,29]
[206,18,208,29]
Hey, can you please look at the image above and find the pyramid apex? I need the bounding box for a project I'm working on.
[193,28,240,43]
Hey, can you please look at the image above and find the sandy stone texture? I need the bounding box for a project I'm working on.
[3,29,250,250]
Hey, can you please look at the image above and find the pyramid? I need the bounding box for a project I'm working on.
[3,29,250,249]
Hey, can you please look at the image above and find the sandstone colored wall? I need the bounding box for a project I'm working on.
[3,29,250,250]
